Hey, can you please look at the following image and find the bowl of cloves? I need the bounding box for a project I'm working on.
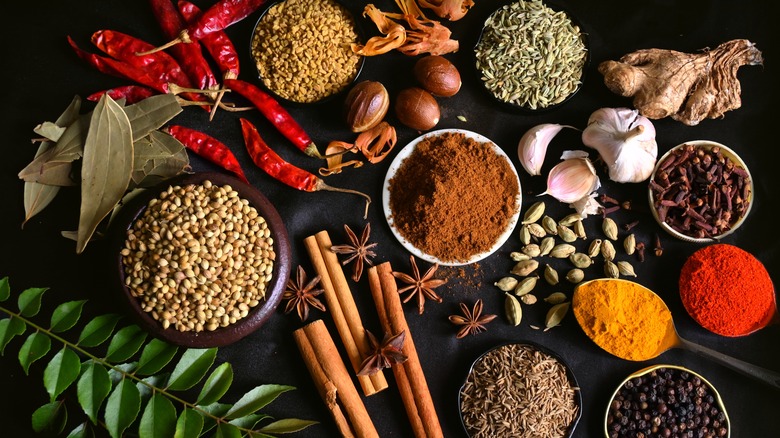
[647,140,754,243]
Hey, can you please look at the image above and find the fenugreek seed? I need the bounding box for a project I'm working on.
[544,264,559,286]
[494,277,519,292]
[550,243,576,259]
[510,251,531,262]
[557,224,577,243]
[601,240,616,261]
[624,233,636,255]
[617,260,637,277]
[558,213,581,226]
[505,293,523,326]
[573,220,586,239]
[520,225,532,245]
[527,223,547,238]
[514,276,538,297]
[544,292,567,305]
[565,268,584,283]
[522,243,541,257]
[539,236,555,256]
[588,239,603,258]
[602,217,618,240]
[511,259,539,277]
[542,216,558,235]
[569,252,593,268]
[604,260,620,278]
[522,201,545,224]
[521,294,538,305]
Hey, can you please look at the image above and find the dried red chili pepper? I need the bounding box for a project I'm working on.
[164,125,249,183]
[177,0,240,81]
[138,0,267,55]
[87,85,157,104]
[148,0,219,92]
[239,118,370,218]
[225,79,323,158]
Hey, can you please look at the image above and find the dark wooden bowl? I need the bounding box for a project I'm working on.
[109,172,291,348]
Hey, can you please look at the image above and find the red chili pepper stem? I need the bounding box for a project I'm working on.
[312,179,371,219]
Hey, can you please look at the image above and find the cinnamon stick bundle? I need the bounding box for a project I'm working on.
[367,262,444,438]
[293,320,379,438]
[303,230,388,396]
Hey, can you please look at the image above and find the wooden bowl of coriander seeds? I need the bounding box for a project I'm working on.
[249,0,365,105]
[458,341,582,438]
[473,0,589,112]
[112,172,291,348]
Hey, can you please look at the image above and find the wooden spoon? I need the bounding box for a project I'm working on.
[573,278,780,390]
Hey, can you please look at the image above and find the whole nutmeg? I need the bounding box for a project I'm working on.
[395,87,440,131]
[344,80,390,133]
[413,55,461,97]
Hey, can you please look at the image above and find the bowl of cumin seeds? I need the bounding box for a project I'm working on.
[458,341,582,438]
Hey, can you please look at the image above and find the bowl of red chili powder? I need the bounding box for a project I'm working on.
[679,243,777,337]
[383,129,522,266]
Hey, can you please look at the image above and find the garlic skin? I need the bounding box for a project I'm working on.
[541,150,601,204]
[582,108,658,183]
[517,124,575,176]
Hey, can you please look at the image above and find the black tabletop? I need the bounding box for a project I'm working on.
[2,1,778,437]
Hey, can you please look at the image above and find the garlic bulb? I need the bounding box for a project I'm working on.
[541,150,600,204]
[517,124,575,176]
[581,108,658,183]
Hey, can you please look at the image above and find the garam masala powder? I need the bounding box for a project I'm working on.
[388,131,519,263]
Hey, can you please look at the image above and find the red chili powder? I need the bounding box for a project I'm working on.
[679,244,776,337]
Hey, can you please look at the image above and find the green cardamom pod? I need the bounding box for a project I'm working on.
[573,220,586,239]
[588,239,603,258]
[521,293,538,305]
[624,233,636,255]
[544,292,567,304]
[550,243,576,259]
[557,224,577,243]
[542,215,558,235]
[522,243,541,257]
[545,302,570,330]
[539,236,555,256]
[565,268,584,283]
[601,239,616,261]
[520,224,531,245]
[494,277,518,291]
[569,252,593,268]
[604,260,620,278]
[522,201,545,224]
[514,276,538,296]
[505,293,523,326]
[527,223,547,238]
[510,251,531,262]
[602,217,618,240]
[558,213,581,227]
[511,259,539,277]
[617,260,637,277]
[544,264,559,285]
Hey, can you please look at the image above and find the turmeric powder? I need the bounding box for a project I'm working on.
[572,279,672,361]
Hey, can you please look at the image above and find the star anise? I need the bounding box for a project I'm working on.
[330,223,377,282]
[282,266,326,321]
[392,255,446,315]
[448,299,496,339]
[357,329,408,376]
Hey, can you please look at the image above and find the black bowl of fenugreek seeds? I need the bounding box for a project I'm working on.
[473,0,589,113]
[111,172,291,348]
[249,0,365,105]
[458,342,582,438]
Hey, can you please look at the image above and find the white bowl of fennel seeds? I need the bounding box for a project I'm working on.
[458,342,582,437]
[474,0,589,112]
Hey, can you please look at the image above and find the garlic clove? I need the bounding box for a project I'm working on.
[517,124,575,176]
[582,107,658,183]
[570,192,603,217]
[540,150,600,204]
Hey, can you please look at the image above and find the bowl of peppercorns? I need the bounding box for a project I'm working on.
[110,172,292,348]
[605,364,730,438]
[648,140,753,243]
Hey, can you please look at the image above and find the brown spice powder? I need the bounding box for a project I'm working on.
[389,132,519,263]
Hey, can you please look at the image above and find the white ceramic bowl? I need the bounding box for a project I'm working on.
[382,129,522,266]
[647,140,753,243]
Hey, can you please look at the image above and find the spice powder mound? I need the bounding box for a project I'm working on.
[388,132,520,263]
[460,343,580,438]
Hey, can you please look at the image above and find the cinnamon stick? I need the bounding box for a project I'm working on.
[293,320,379,438]
[370,262,444,438]
[304,231,387,396]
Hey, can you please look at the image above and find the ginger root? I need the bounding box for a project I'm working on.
[598,39,763,126]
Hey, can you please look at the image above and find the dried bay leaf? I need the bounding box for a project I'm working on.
[23,96,82,226]
[123,94,182,140]
[33,122,67,142]
[131,130,189,188]
[77,95,133,254]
